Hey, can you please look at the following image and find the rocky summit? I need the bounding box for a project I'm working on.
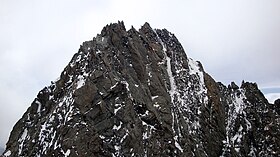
[2,21,280,157]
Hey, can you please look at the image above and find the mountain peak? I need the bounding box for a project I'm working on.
[101,21,126,35]
[3,22,279,157]
[139,22,152,32]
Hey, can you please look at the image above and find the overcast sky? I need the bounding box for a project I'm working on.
[0,0,280,149]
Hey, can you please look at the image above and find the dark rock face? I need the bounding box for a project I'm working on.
[3,21,279,157]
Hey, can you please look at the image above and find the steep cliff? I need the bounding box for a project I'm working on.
[3,22,279,157]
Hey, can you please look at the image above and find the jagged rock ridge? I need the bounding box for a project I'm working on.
[3,21,280,157]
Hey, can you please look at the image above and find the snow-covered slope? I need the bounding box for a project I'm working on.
[3,22,279,157]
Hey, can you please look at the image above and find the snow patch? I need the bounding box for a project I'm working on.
[65,149,71,157]
[166,55,175,97]
[4,150,11,157]
[153,102,160,108]
[99,135,106,140]
[235,148,240,153]
[188,58,200,75]
[188,58,207,97]
[121,81,132,98]
[142,120,155,140]
[110,82,118,90]
[121,81,130,92]
[113,121,122,131]
[61,149,71,157]
[96,49,101,55]
[156,30,185,153]
[36,100,42,114]
[152,96,159,100]
[76,75,86,89]
[222,90,250,156]
[76,55,81,62]
[175,140,184,152]
[18,128,28,155]
[114,104,122,115]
